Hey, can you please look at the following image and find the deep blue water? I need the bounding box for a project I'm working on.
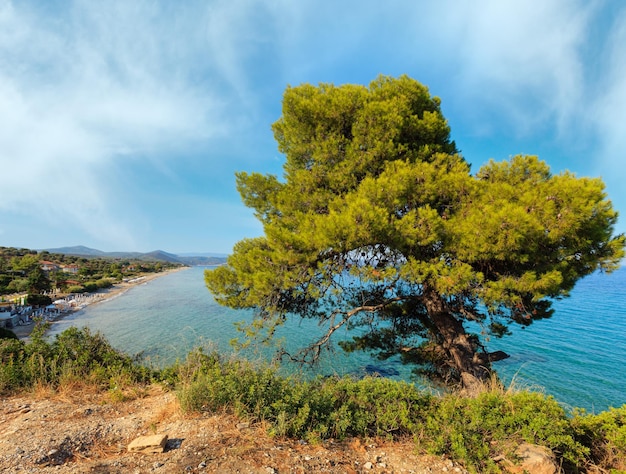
[48,266,626,412]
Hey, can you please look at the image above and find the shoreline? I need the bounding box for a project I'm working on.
[11,266,189,340]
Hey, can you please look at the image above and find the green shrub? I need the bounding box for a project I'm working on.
[82,281,99,292]
[418,390,588,473]
[176,348,291,418]
[96,278,114,289]
[0,325,155,394]
[300,376,430,439]
[572,405,626,471]
[0,338,28,392]
[25,294,52,306]
[0,327,18,340]
[176,349,431,441]
[3,329,625,473]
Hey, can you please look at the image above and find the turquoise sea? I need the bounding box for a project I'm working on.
[48,266,626,412]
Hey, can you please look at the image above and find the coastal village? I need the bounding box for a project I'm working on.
[0,277,148,335]
[0,246,185,338]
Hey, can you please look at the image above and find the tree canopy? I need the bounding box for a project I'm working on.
[205,75,624,389]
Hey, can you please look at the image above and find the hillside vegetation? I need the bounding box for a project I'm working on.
[0,246,182,298]
[1,325,624,473]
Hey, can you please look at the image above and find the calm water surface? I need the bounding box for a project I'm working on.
[48,266,626,412]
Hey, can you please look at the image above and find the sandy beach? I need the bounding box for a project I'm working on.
[10,267,187,340]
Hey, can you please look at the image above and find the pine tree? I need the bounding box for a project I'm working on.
[205,75,624,389]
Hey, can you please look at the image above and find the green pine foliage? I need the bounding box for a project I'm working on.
[205,75,625,387]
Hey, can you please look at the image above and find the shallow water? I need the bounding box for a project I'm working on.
[48,266,626,412]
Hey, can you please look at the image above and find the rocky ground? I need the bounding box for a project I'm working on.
[0,386,469,474]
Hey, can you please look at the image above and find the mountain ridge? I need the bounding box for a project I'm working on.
[43,245,227,266]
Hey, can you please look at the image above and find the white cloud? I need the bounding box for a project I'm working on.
[416,0,593,139]
[592,9,626,175]
[1,0,624,249]
[0,0,226,248]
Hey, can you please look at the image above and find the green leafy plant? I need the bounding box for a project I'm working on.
[418,390,588,473]
[0,325,154,394]
[572,405,626,472]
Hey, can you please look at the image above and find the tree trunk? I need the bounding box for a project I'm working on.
[423,288,492,391]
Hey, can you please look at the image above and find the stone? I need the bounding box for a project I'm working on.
[506,443,558,474]
[127,434,169,454]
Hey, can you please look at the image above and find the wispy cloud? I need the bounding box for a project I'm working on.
[415,0,593,140]
[591,8,626,175]
[1,0,624,250]
[0,0,226,248]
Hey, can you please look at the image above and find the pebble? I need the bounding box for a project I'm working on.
[364,461,374,469]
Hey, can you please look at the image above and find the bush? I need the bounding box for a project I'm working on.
[82,281,99,292]
[572,405,626,471]
[175,349,431,441]
[175,351,600,471]
[2,330,624,473]
[417,390,588,473]
[0,325,155,394]
[0,338,28,392]
[25,294,52,306]
[96,278,114,289]
[0,327,18,340]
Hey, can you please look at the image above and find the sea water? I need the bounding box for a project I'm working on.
[48,266,626,412]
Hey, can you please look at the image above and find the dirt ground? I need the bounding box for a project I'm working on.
[0,386,469,474]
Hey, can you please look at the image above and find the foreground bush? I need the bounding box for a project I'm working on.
[175,350,611,472]
[2,330,625,472]
[0,324,154,394]
[176,348,430,441]
[419,390,589,472]
[572,405,626,472]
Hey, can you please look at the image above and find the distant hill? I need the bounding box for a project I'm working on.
[46,245,108,257]
[43,246,227,266]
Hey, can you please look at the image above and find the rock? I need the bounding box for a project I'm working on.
[506,443,558,474]
[363,461,374,469]
[127,434,169,454]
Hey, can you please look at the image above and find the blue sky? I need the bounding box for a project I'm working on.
[1,0,625,255]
